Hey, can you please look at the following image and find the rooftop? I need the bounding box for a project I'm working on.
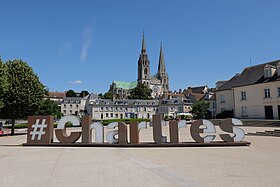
[113,81,137,90]
[217,59,280,91]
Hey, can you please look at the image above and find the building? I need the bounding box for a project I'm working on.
[109,81,137,99]
[84,92,195,120]
[216,59,280,119]
[183,86,216,118]
[86,96,158,120]
[61,96,88,117]
[44,91,65,104]
[110,33,169,98]
[158,98,192,119]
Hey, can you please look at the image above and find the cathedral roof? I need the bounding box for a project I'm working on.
[113,81,137,90]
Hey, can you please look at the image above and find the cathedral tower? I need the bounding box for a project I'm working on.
[137,32,151,86]
[157,43,169,93]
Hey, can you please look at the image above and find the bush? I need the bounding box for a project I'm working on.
[101,118,149,126]
[216,110,234,119]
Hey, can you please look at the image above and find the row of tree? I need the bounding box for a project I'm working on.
[65,89,89,98]
[0,58,59,135]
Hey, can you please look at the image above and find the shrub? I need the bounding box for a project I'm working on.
[216,110,234,119]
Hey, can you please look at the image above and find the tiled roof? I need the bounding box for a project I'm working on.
[47,92,65,98]
[217,59,280,91]
[188,93,205,102]
[185,86,207,94]
[113,81,137,90]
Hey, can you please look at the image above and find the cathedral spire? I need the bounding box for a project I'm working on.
[158,42,166,74]
[141,31,146,54]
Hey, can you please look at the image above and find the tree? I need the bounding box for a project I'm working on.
[0,59,45,135]
[0,57,8,109]
[191,100,209,119]
[79,90,89,97]
[98,93,103,99]
[128,83,152,100]
[103,91,113,99]
[103,91,120,100]
[66,89,77,97]
[35,99,61,118]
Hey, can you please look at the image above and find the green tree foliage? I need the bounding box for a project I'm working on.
[103,91,113,99]
[0,59,45,135]
[191,100,210,119]
[98,93,103,99]
[66,89,77,97]
[35,99,61,118]
[0,58,8,109]
[79,90,89,97]
[103,91,120,100]
[128,83,152,100]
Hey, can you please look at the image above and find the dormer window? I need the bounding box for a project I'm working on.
[264,64,276,78]
[264,69,271,78]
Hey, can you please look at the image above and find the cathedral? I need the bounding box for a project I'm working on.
[109,33,169,98]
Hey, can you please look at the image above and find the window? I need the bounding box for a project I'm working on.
[220,95,225,103]
[110,113,113,118]
[242,106,248,117]
[264,89,271,98]
[100,107,103,111]
[63,110,66,114]
[213,102,216,108]
[144,68,148,75]
[106,113,109,118]
[70,104,72,108]
[76,104,79,108]
[241,92,247,100]
[264,69,271,78]
[278,87,280,97]
[115,114,118,118]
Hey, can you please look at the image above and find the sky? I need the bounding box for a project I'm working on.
[1,0,280,94]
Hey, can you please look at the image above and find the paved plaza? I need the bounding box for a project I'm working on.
[0,126,280,187]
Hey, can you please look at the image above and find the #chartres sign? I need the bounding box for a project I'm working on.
[25,115,250,147]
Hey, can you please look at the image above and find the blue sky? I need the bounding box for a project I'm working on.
[1,0,280,93]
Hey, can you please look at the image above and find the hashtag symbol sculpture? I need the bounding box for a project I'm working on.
[30,119,47,140]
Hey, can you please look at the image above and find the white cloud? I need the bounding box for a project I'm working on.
[58,41,71,56]
[69,80,82,84]
[80,27,93,63]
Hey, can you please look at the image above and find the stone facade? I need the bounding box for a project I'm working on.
[86,97,158,120]
[85,94,192,120]
[61,96,88,117]
[216,60,280,119]
[110,33,169,99]
[137,33,169,98]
